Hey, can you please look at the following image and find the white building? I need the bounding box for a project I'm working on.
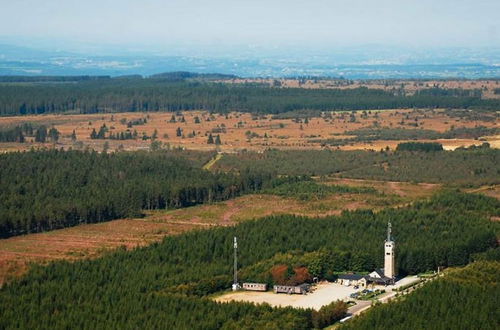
[384,222,396,279]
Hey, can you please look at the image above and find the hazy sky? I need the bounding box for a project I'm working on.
[1,0,499,50]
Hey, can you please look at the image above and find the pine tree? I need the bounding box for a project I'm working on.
[207,133,214,144]
[48,128,60,142]
[176,127,182,137]
[215,134,221,145]
[35,126,47,142]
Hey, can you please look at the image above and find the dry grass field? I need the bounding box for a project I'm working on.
[0,108,498,153]
[0,179,439,286]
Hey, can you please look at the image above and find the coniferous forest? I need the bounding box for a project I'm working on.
[0,191,498,329]
[215,148,500,186]
[341,260,500,330]
[0,150,277,238]
[1,77,499,116]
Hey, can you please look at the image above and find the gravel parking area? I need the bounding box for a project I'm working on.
[215,282,357,310]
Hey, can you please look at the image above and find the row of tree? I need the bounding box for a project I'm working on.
[0,124,60,143]
[215,148,500,186]
[1,78,499,116]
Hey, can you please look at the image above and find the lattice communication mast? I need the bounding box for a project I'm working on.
[232,236,240,291]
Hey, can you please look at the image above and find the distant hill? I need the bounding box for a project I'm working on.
[150,71,238,81]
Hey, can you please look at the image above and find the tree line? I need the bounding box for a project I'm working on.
[314,126,499,146]
[1,78,500,116]
[0,124,60,143]
[215,148,500,186]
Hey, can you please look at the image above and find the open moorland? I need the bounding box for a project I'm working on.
[0,108,498,153]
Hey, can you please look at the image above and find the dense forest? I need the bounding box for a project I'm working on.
[342,261,500,330]
[0,150,278,238]
[0,191,497,328]
[215,148,500,186]
[1,77,499,116]
[263,180,376,201]
[314,126,499,146]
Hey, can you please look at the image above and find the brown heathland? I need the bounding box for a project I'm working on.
[0,108,498,153]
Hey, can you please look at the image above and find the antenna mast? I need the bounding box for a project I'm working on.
[387,222,392,241]
[232,236,239,291]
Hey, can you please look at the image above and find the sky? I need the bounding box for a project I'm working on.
[0,0,499,53]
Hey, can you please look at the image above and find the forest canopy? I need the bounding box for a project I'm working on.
[1,77,499,116]
[0,191,497,329]
[215,149,500,186]
[0,149,279,238]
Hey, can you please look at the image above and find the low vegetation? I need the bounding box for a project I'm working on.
[263,181,376,201]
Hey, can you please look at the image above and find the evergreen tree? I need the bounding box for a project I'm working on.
[48,128,60,142]
[35,126,48,142]
[207,133,214,144]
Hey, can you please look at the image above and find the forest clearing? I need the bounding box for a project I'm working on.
[0,178,439,286]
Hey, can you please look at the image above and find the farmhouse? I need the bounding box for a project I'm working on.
[242,283,267,291]
[273,283,310,294]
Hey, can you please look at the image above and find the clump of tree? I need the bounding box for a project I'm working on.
[312,301,348,329]
[263,181,376,200]
[216,149,500,186]
[396,142,443,152]
[127,117,147,128]
[90,124,108,139]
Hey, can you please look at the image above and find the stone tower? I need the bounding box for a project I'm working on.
[384,222,395,279]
